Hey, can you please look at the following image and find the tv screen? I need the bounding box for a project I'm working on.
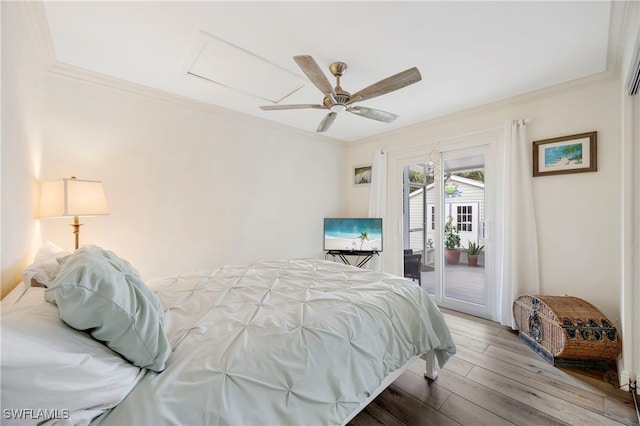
[323,218,383,252]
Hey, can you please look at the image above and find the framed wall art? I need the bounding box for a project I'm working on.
[533,131,597,177]
[353,164,372,185]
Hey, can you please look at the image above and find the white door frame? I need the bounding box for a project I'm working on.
[440,147,492,318]
[387,137,498,320]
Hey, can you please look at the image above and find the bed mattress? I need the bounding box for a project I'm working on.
[93,258,455,425]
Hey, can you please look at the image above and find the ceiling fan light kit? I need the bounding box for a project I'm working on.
[260,55,422,132]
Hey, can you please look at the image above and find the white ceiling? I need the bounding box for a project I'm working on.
[41,1,616,142]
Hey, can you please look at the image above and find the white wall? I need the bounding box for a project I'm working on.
[36,71,348,281]
[1,2,47,298]
[0,2,348,295]
[347,77,622,322]
[618,0,639,391]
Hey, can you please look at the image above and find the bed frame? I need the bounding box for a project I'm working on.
[341,350,438,425]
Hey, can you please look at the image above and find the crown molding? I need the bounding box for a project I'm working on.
[22,0,628,148]
[18,1,57,69]
[605,0,631,80]
[48,59,344,144]
[20,2,346,147]
[350,1,631,146]
[350,67,618,147]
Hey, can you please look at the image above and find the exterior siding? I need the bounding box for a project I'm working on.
[408,175,485,253]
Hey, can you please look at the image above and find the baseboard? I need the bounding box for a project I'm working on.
[616,358,639,394]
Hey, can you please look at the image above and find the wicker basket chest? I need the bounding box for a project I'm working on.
[513,295,621,369]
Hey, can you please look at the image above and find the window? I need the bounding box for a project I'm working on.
[457,205,473,232]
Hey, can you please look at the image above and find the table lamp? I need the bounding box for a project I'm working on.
[39,176,109,250]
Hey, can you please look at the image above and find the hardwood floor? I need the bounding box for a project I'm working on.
[349,308,638,426]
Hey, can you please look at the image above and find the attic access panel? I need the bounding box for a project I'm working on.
[187,30,306,103]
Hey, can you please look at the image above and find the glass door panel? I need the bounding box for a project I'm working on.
[402,163,434,292]
[441,151,488,315]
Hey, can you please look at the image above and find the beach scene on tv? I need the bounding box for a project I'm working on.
[324,218,383,252]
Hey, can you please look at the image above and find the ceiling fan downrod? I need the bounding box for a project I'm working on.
[326,62,350,112]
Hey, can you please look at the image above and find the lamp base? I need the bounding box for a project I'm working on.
[70,216,84,250]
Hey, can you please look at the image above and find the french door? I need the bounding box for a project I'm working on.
[402,145,492,318]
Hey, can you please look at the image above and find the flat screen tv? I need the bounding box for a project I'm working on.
[323,218,383,252]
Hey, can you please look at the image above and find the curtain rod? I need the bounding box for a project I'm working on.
[379,118,530,154]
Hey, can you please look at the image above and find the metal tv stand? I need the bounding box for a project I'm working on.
[326,250,380,268]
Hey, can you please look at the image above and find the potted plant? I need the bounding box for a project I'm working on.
[466,240,484,267]
[424,238,435,266]
[444,216,461,264]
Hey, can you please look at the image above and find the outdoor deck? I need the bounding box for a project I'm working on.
[419,263,485,305]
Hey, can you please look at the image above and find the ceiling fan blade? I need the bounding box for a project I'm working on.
[294,55,336,97]
[350,67,422,102]
[347,106,398,123]
[316,112,337,132]
[260,104,326,111]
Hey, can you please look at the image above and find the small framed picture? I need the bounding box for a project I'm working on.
[533,131,597,177]
[353,164,372,185]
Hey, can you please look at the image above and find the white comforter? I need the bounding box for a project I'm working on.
[94,259,455,426]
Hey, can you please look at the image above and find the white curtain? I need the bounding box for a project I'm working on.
[368,149,387,272]
[496,120,541,327]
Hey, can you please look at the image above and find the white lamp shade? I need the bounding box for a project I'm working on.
[39,178,109,218]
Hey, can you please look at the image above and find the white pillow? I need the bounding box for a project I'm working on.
[21,241,71,287]
[45,246,171,372]
[0,287,144,425]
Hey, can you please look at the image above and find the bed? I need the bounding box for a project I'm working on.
[1,245,456,425]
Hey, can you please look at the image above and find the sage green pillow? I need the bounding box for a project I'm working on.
[45,246,171,372]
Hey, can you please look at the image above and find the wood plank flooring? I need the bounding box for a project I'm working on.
[349,308,638,426]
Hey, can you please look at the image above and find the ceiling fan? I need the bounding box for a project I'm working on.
[260,55,422,133]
